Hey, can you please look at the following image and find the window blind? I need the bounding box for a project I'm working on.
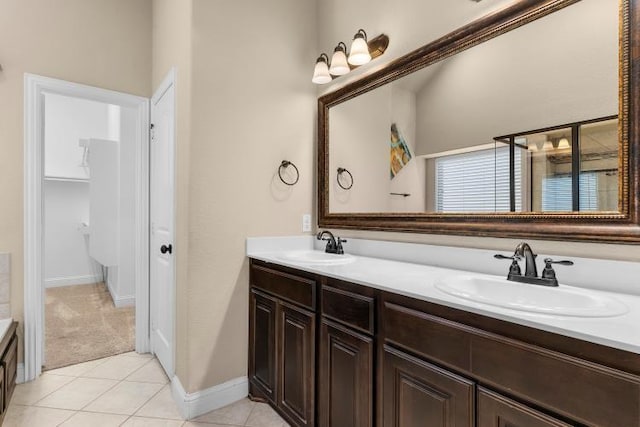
[541,172,598,211]
[435,146,521,212]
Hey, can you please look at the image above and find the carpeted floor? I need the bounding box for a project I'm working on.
[44,282,135,370]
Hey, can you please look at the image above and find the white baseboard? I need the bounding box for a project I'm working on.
[17,362,25,384]
[106,276,135,308]
[112,292,135,308]
[45,274,103,288]
[171,375,248,420]
[113,295,135,308]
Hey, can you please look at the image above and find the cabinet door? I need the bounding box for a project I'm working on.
[278,301,315,426]
[318,319,373,427]
[382,346,474,427]
[2,335,16,410]
[478,387,575,427]
[249,290,277,402]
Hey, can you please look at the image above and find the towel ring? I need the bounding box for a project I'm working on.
[278,160,299,186]
[337,167,354,190]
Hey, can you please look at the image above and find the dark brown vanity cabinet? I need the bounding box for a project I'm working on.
[249,263,316,427]
[318,281,375,427]
[249,260,640,427]
[278,301,315,426]
[382,345,474,427]
[249,290,277,401]
[0,322,18,424]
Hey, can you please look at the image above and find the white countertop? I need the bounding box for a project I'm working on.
[0,318,13,343]
[247,238,640,355]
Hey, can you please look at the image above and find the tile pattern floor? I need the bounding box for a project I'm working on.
[6,352,289,427]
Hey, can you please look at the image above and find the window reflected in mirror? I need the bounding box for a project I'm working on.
[510,117,618,213]
[580,119,618,211]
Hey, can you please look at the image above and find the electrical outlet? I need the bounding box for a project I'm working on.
[302,214,312,232]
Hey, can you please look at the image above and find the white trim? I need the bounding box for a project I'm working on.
[24,74,150,382]
[171,375,249,420]
[44,274,103,288]
[105,278,135,308]
[151,68,176,104]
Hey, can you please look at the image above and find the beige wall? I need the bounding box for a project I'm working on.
[330,85,390,212]
[316,0,638,261]
[0,0,152,344]
[182,0,317,392]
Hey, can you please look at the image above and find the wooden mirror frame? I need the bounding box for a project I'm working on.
[318,0,640,243]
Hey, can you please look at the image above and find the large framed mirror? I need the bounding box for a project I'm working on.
[318,0,640,243]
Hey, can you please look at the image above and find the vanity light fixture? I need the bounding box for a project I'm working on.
[329,42,350,76]
[557,137,571,149]
[312,54,332,84]
[348,29,372,65]
[312,31,390,84]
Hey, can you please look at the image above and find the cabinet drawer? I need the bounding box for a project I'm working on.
[322,285,374,335]
[251,264,316,310]
[383,302,471,372]
[478,387,575,427]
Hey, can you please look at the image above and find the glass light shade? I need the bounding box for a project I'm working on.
[543,140,553,151]
[348,36,371,65]
[329,49,350,76]
[557,137,570,149]
[528,143,538,152]
[312,60,332,84]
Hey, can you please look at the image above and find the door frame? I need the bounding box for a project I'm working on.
[149,68,177,377]
[24,74,150,381]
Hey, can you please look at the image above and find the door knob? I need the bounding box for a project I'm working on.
[160,244,172,254]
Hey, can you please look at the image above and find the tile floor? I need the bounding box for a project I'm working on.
[6,352,289,427]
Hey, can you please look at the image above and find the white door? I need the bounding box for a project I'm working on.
[150,71,176,377]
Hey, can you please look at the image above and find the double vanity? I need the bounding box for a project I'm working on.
[247,236,640,427]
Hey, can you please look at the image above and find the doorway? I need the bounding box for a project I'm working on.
[24,75,150,382]
[42,93,137,369]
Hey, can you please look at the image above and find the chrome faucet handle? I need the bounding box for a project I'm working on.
[494,254,521,261]
[335,237,347,255]
[494,254,522,276]
[543,258,574,266]
[541,258,574,285]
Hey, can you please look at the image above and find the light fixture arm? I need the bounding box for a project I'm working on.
[354,29,368,41]
[334,41,347,53]
[316,53,329,64]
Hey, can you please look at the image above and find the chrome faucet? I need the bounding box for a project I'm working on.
[495,242,574,287]
[514,242,537,278]
[316,230,347,254]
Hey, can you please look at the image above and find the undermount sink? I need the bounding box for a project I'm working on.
[435,275,628,318]
[276,250,355,266]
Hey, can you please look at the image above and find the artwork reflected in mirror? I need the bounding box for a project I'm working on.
[327,0,619,215]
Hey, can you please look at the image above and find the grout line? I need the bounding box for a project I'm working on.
[55,409,78,426]
[76,376,125,412]
[244,401,258,426]
[119,355,156,382]
[129,376,169,418]
[23,374,75,406]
